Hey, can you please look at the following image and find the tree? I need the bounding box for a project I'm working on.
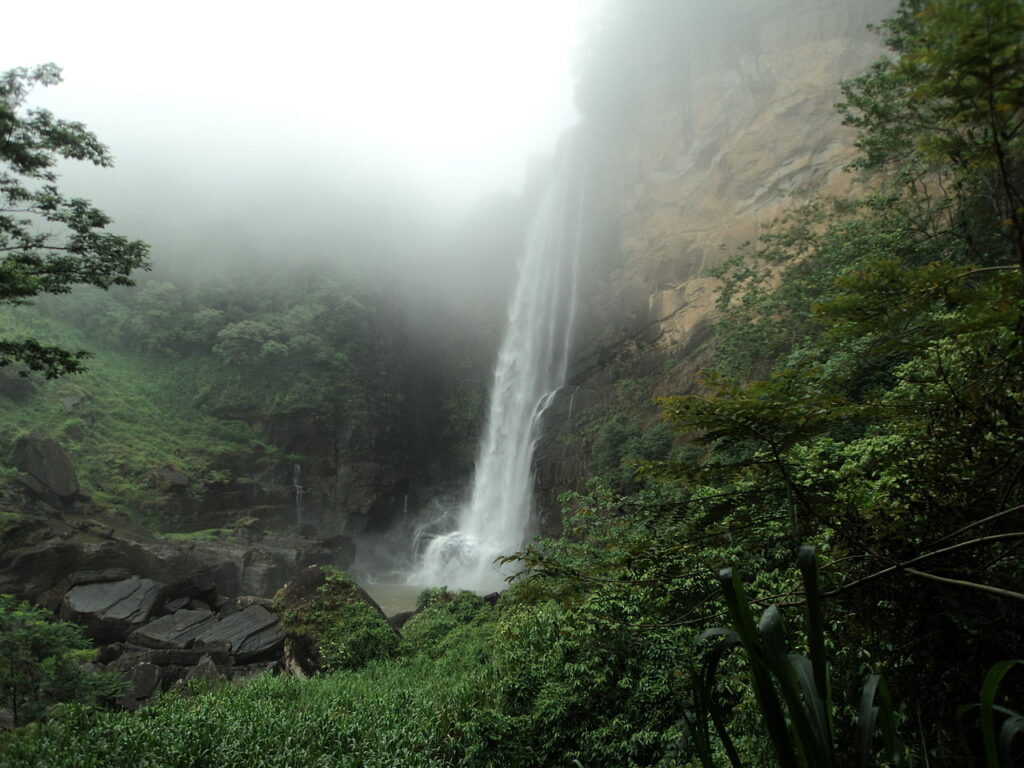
[0,63,149,378]
[0,595,123,726]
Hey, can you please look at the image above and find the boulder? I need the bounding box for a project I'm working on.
[108,645,232,671]
[127,608,219,649]
[12,435,79,504]
[69,568,133,587]
[60,576,163,642]
[127,605,283,663]
[274,566,398,676]
[240,548,289,597]
[185,654,225,683]
[193,604,283,662]
[121,662,162,711]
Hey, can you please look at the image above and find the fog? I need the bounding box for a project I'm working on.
[2,0,602,288]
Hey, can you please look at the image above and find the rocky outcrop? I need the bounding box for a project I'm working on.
[128,604,283,662]
[12,435,81,507]
[274,565,397,676]
[533,0,900,527]
[0,500,357,610]
[58,574,284,710]
[60,576,163,643]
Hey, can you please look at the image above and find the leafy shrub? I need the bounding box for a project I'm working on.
[403,589,494,657]
[274,567,400,672]
[0,595,124,727]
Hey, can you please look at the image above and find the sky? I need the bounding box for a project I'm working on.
[2,0,601,267]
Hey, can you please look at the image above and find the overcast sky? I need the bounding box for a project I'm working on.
[2,0,601,267]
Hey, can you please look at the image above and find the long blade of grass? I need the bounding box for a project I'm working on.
[758,606,826,767]
[720,568,800,768]
[694,630,744,768]
[857,674,881,768]
[874,674,902,766]
[798,546,831,716]
[791,653,832,763]
[682,661,718,768]
[980,661,1023,767]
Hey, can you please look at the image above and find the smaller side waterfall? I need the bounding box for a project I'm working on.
[293,463,305,525]
[409,136,588,592]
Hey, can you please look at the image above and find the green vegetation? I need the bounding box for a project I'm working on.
[2,1,1023,766]
[0,263,404,519]
[275,568,401,672]
[0,596,123,728]
[0,64,149,378]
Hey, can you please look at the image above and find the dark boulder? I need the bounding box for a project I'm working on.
[127,605,283,663]
[12,435,80,505]
[121,662,162,711]
[195,604,283,662]
[128,608,219,649]
[185,654,225,683]
[60,576,163,643]
[108,645,232,671]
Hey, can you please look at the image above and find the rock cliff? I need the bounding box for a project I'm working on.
[535,0,900,532]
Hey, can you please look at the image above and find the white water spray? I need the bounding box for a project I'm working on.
[409,139,587,592]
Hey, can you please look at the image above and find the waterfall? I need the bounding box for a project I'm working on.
[409,136,586,592]
[293,463,305,526]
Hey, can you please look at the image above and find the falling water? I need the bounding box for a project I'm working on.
[293,463,305,526]
[409,137,587,592]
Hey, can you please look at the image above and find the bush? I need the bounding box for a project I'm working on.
[274,567,400,673]
[0,595,124,727]
[402,589,494,657]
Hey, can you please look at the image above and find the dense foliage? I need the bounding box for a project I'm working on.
[2,2,1023,767]
[0,596,123,728]
[0,265,397,516]
[274,568,401,672]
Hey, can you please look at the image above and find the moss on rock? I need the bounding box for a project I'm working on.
[273,565,399,674]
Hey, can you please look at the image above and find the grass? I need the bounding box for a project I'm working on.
[0,606,499,768]
[0,305,271,521]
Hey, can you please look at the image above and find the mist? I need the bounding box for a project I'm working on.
[2,0,606,306]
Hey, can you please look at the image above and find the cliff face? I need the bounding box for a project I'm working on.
[535,0,899,533]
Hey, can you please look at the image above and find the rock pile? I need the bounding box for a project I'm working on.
[55,573,285,710]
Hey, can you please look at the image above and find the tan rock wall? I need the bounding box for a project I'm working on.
[535,0,901,529]
[611,0,897,354]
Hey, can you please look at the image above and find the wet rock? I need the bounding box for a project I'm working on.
[162,596,189,614]
[185,655,224,683]
[12,435,79,504]
[218,595,275,618]
[127,605,283,663]
[122,662,162,710]
[109,646,232,670]
[240,548,288,597]
[194,604,284,662]
[60,577,163,643]
[70,568,133,587]
[97,642,126,665]
[128,608,219,649]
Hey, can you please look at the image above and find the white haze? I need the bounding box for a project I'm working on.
[1,0,599,271]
